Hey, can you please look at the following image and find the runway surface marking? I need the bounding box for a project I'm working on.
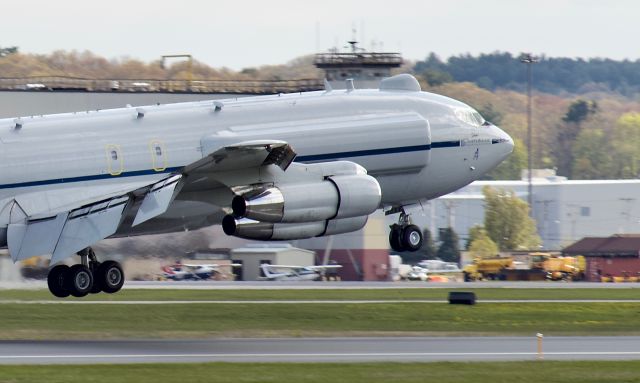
[6,280,640,290]
[1,299,640,304]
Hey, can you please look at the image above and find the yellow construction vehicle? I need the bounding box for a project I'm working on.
[463,253,586,282]
[541,254,585,281]
[463,256,514,281]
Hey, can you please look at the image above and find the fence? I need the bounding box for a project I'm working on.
[0,76,324,94]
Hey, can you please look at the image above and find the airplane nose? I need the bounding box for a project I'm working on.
[493,126,514,157]
[504,130,514,154]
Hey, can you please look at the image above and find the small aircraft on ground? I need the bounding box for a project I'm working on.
[161,263,238,281]
[259,263,342,281]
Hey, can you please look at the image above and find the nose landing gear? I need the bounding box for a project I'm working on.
[46,248,124,298]
[388,209,423,252]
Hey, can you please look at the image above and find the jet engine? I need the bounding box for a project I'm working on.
[231,175,381,223]
[222,215,369,240]
[223,173,381,241]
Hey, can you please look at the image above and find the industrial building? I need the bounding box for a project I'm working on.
[563,234,640,281]
[427,171,640,250]
[230,244,315,281]
[299,211,390,281]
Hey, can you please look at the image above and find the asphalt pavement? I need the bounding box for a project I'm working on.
[1,336,639,364]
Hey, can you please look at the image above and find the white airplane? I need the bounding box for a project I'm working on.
[417,259,462,274]
[259,263,342,281]
[161,263,238,281]
[0,74,513,297]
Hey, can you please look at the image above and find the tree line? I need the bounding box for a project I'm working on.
[415,52,640,96]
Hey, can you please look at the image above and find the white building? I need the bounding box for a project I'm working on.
[424,172,640,250]
[230,244,315,281]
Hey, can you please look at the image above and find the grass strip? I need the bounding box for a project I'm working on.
[2,287,640,301]
[1,302,639,339]
[1,361,640,383]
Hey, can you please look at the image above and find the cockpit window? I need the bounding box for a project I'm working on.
[455,109,486,127]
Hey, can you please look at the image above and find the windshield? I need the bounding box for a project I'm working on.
[455,108,486,127]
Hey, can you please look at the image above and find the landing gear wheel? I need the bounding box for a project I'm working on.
[47,265,70,298]
[64,264,93,298]
[389,225,405,252]
[89,264,103,294]
[97,261,124,294]
[402,224,423,252]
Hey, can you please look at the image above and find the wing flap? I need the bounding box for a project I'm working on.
[7,213,67,262]
[51,196,129,264]
[132,175,182,227]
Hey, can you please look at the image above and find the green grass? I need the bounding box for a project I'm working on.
[2,287,640,301]
[2,288,640,339]
[1,301,640,339]
[1,361,640,383]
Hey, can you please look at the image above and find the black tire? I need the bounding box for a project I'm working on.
[47,265,70,298]
[97,261,125,294]
[64,264,93,298]
[401,225,423,252]
[90,263,103,294]
[389,225,405,252]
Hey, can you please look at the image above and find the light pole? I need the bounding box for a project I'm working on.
[520,53,538,217]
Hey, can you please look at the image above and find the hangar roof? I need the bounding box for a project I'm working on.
[563,234,640,257]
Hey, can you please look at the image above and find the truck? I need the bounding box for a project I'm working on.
[463,253,585,282]
[463,256,514,281]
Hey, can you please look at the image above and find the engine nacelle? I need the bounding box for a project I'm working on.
[232,175,381,223]
[222,215,369,240]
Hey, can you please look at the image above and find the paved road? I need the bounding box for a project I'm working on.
[5,280,640,290]
[125,281,640,289]
[1,337,639,364]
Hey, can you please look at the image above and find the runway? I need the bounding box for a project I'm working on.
[4,280,640,290]
[1,337,639,364]
[126,281,640,289]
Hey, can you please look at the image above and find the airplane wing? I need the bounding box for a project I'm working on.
[266,265,342,271]
[261,264,313,270]
[7,140,297,264]
[307,265,343,270]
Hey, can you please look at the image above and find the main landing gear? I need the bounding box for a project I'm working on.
[388,208,423,252]
[47,248,124,298]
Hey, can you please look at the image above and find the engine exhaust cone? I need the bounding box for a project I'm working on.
[222,215,238,235]
[231,196,248,217]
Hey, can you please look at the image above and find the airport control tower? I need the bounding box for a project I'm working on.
[314,40,403,89]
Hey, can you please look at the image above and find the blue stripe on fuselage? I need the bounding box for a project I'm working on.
[0,141,461,190]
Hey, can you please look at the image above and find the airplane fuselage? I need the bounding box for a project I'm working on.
[0,87,513,247]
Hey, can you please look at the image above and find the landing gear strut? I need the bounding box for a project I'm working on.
[388,209,423,252]
[46,248,124,298]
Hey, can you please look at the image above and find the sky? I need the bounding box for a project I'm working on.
[2,0,639,70]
